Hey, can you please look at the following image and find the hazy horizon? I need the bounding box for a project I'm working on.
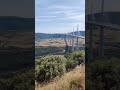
[35,0,85,33]
[35,30,85,34]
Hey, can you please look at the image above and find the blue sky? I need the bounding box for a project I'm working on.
[35,0,85,33]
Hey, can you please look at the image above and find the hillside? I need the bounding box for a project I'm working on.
[69,31,85,37]
[36,64,85,90]
[35,33,65,41]
[0,32,34,48]
[0,16,34,48]
[35,31,85,41]
[35,38,85,47]
[0,16,34,31]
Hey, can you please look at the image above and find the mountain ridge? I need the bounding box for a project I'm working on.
[35,31,85,41]
[0,16,34,30]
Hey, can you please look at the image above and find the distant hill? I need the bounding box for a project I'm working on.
[69,31,85,36]
[35,33,65,41]
[0,16,34,31]
[0,32,34,48]
[35,31,85,41]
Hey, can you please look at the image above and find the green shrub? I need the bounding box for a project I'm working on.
[0,69,34,90]
[35,55,67,82]
[86,57,120,90]
[65,59,77,71]
[65,50,85,71]
[35,50,85,83]
[71,50,85,64]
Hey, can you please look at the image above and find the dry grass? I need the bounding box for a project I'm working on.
[37,38,85,47]
[35,64,85,90]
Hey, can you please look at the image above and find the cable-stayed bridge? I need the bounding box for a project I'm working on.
[86,0,120,61]
[64,29,85,53]
[67,34,85,39]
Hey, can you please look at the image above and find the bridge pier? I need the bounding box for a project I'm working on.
[89,27,93,60]
[65,31,85,52]
[76,37,79,50]
[72,36,74,51]
[99,26,104,57]
[70,36,72,45]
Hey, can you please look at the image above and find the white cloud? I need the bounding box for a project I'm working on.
[36,16,57,18]
[35,19,51,22]
[35,0,85,33]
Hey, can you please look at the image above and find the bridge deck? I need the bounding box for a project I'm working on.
[86,21,120,30]
[67,34,85,39]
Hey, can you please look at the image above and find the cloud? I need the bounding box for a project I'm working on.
[37,16,57,18]
[35,0,85,33]
[35,19,51,22]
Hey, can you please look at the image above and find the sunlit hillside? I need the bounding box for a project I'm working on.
[35,38,85,47]
[36,64,85,90]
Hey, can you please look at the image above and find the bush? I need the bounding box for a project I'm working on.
[35,50,85,83]
[65,50,85,71]
[86,57,120,90]
[0,69,34,90]
[70,78,84,90]
[35,55,67,82]
[65,59,77,71]
[71,50,85,64]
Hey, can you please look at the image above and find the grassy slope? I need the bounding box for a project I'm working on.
[35,64,85,90]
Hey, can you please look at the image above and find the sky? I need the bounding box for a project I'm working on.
[35,0,85,33]
[0,0,34,18]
